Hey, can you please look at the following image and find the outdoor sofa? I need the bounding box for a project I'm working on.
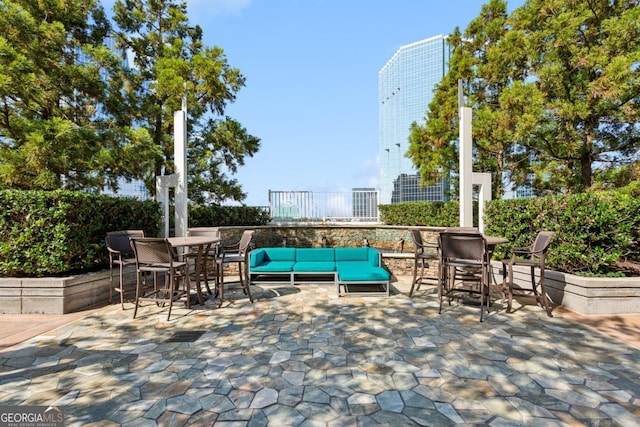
[248,247,391,296]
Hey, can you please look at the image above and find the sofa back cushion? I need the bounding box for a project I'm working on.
[250,247,296,267]
[335,247,379,266]
[296,248,335,262]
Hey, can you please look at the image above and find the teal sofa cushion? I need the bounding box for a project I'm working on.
[295,248,335,262]
[250,248,296,266]
[335,247,380,266]
[336,264,390,282]
[251,261,296,272]
[250,248,297,272]
[293,261,336,272]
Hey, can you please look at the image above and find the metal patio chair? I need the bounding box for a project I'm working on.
[215,230,255,307]
[185,227,221,296]
[408,228,439,297]
[501,231,556,317]
[438,231,491,322]
[105,230,144,309]
[130,237,191,321]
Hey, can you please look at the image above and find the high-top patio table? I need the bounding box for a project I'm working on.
[485,235,508,258]
[166,235,220,305]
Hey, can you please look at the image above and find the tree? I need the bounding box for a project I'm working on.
[407,0,515,199]
[409,0,640,197]
[111,0,260,204]
[0,0,157,191]
[507,0,640,193]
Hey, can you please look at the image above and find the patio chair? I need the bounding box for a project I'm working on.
[501,231,556,317]
[215,230,255,307]
[408,228,439,297]
[185,227,221,296]
[105,230,144,309]
[438,231,491,322]
[130,237,191,321]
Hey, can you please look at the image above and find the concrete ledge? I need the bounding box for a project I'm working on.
[495,263,640,315]
[0,268,136,314]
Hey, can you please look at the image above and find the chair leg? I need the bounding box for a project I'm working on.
[241,262,254,303]
[118,264,126,309]
[507,263,514,313]
[530,266,538,296]
[109,262,114,304]
[409,259,418,296]
[218,261,225,308]
[133,272,141,319]
[203,257,213,295]
[166,274,174,321]
[538,269,553,317]
[438,264,447,314]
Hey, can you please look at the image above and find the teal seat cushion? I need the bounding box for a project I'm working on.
[336,263,390,281]
[335,247,380,266]
[296,248,335,262]
[293,261,336,272]
[262,247,297,261]
[334,247,369,262]
[250,248,296,268]
[251,261,296,272]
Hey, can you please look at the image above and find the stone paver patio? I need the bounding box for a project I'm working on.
[1,278,639,426]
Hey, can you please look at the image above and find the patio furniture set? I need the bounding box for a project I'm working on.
[105,227,555,322]
[407,227,555,321]
[248,246,392,297]
[105,228,254,320]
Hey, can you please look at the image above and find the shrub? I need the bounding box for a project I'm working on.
[0,190,160,277]
[484,191,640,275]
[189,205,271,226]
[379,200,477,226]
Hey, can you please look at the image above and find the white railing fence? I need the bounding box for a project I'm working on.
[269,190,380,223]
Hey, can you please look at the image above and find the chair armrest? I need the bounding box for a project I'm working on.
[511,246,532,255]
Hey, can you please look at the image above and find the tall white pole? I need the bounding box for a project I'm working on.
[174,86,188,237]
[460,107,473,227]
[459,80,473,227]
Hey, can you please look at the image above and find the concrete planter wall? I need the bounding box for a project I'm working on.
[500,264,640,315]
[2,224,638,315]
[0,270,136,314]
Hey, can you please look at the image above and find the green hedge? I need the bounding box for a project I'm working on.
[0,190,161,277]
[189,205,271,227]
[380,191,640,276]
[379,200,476,227]
[484,192,640,275]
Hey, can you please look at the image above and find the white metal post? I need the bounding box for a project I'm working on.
[472,172,492,233]
[459,106,473,228]
[174,106,188,237]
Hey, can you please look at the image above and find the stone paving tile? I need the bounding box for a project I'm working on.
[1,281,640,426]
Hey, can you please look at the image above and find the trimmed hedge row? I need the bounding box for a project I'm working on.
[3,189,638,277]
[484,192,640,275]
[0,190,161,277]
[379,201,477,227]
[190,205,270,227]
[380,190,640,275]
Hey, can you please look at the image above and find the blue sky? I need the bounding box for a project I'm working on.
[104,0,525,206]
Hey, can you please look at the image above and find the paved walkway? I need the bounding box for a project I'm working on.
[1,278,639,426]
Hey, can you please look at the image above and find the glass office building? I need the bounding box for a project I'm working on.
[378,35,451,204]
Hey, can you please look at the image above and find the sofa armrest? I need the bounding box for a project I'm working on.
[249,249,266,268]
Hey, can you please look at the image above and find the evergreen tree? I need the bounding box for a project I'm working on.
[0,0,156,191]
[111,0,260,203]
[409,0,640,197]
[507,0,640,193]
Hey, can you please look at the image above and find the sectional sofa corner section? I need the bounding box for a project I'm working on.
[249,247,390,296]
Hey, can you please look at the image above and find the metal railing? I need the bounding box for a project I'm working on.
[268,190,380,223]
